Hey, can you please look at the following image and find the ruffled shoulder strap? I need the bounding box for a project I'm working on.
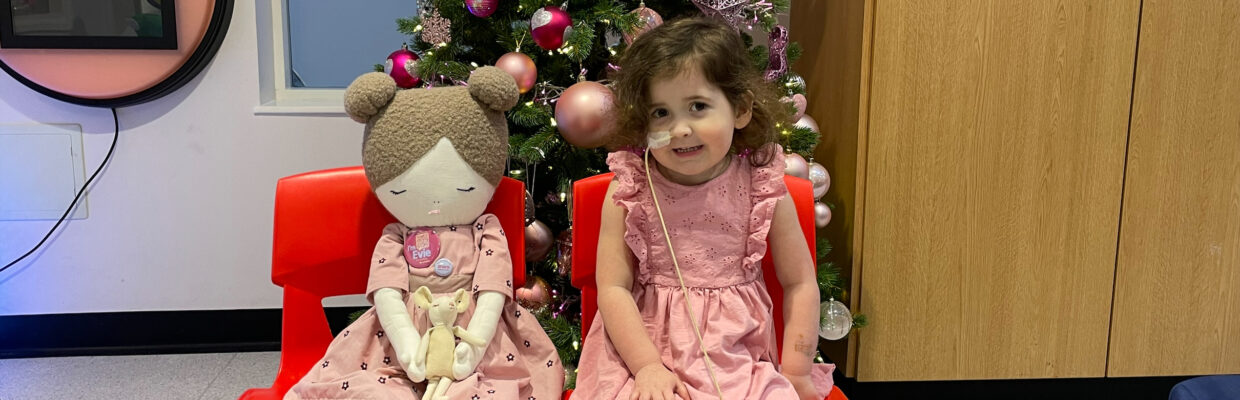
[605,150,654,279]
[605,150,646,203]
[742,144,789,270]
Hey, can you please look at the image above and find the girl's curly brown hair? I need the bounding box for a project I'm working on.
[609,17,788,166]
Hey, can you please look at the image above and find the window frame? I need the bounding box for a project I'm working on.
[254,0,346,116]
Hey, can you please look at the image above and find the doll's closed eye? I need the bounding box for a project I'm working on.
[457,187,476,192]
[390,189,407,195]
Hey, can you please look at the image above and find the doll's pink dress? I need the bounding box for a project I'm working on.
[572,148,836,399]
[286,214,564,400]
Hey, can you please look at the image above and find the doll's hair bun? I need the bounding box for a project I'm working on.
[467,66,519,112]
[344,72,398,123]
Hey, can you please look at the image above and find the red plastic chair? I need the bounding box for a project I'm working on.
[569,173,848,400]
[240,166,527,400]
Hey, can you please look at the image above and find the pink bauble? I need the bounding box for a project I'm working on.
[795,114,820,134]
[496,52,537,94]
[516,276,552,309]
[525,220,554,261]
[466,0,498,18]
[530,5,572,50]
[815,202,833,228]
[555,81,616,149]
[623,5,663,44]
[785,153,809,179]
[384,47,421,88]
[791,94,808,122]
[808,162,831,199]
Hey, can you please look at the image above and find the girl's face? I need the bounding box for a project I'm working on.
[645,66,752,185]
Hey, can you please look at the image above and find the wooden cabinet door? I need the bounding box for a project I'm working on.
[856,0,1139,381]
[1108,0,1240,377]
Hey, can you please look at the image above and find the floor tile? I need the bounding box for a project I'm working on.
[198,351,280,400]
[0,353,234,400]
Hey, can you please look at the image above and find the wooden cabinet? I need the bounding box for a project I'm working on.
[792,0,1240,381]
[1108,0,1240,377]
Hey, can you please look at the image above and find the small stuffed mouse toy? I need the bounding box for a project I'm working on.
[285,66,564,400]
[411,286,485,400]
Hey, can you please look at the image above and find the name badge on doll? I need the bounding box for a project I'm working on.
[433,258,454,277]
[404,228,441,270]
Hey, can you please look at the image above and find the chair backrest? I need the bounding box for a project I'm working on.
[571,173,816,360]
[262,166,526,397]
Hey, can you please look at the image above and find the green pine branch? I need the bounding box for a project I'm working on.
[787,42,803,66]
[565,367,578,390]
[784,125,819,157]
[347,309,366,324]
[593,2,638,30]
[817,261,842,300]
[516,126,562,164]
[397,16,419,36]
[816,237,834,264]
[508,134,527,160]
[564,20,596,63]
[541,314,582,377]
[771,0,791,13]
[517,0,544,14]
[757,12,778,31]
[748,44,769,72]
[511,102,554,128]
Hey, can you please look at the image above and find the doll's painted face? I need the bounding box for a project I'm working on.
[375,137,496,227]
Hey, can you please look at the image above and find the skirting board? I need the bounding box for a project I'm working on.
[0,307,366,359]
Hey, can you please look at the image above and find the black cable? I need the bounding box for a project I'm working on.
[1,108,120,274]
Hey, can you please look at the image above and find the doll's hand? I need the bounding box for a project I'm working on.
[631,363,689,400]
[451,341,486,380]
[397,334,425,382]
[782,370,820,400]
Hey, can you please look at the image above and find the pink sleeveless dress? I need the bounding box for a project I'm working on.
[572,148,836,399]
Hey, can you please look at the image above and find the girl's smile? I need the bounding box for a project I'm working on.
[645,66,751,185]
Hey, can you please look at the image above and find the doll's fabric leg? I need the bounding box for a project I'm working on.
[432,377,452,400]
[424,380,438,400]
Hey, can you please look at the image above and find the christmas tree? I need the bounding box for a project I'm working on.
[378,0,858,388]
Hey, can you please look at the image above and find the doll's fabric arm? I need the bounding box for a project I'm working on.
[452,215,513,379]
[367,224,426,381]
[461,291,504,342]
[375,288,424,382]
[452,290,503,379]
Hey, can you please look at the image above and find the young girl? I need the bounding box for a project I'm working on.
[572,17,836,400]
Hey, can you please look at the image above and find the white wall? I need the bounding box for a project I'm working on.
[0,2,363,315]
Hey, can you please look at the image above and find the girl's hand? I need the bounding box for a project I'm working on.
[783,370,821,400]
[631,363,690,400]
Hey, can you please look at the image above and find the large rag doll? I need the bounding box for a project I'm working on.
[285,67,564,400]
